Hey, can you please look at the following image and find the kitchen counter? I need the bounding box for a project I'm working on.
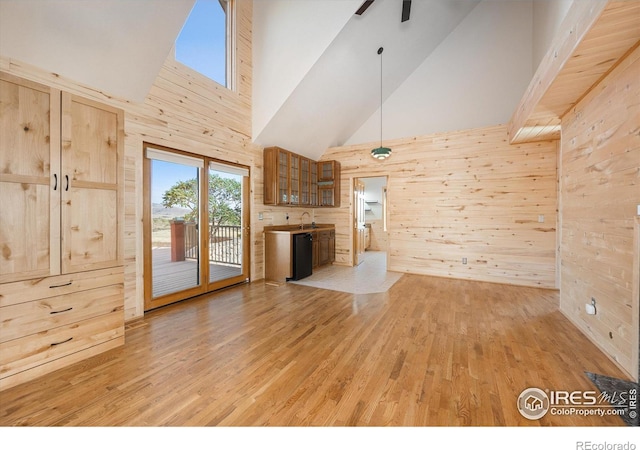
[263,223,335,234]
[264,224,335,284]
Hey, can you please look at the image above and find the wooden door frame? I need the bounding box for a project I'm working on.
[351,175,389,267]
[352,179,365,266]
[142,143,250,311]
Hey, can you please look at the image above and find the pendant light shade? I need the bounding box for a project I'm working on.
[371,46,391,160]
[371,146,392,159]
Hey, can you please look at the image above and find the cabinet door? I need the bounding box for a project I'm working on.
[0,73,61,283]
[310,162,318,206]
[263,147,277,205]
[318,187,336,207]
[312,232,319,268]
[328,230,335,263]
[61,94,123,274]
[300,158,310,205]
[277,150,289,204]
[289,153,299,205]
[318,231,330,266]
[318,161,334,182]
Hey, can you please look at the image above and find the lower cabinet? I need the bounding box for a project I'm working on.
[0,267,124,391]
[317,230,336,267]
[312,233,320,269]
[264,227,335,284]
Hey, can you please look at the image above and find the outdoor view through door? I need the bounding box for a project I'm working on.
[143,144,250,311]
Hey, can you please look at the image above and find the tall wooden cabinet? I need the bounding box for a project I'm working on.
[0,72,125,391]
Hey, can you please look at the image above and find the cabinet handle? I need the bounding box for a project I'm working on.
[50,307,73,315]
[49,281,72,288]
[65,175,69,191]
[53,174,58,190]
[50,337,73,346]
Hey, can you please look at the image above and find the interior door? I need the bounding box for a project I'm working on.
[353,179,366,266]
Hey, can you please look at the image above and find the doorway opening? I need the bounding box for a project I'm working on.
[353,176,388,269]
[143,143,250,311]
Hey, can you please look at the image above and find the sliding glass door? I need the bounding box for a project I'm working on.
[143,144,250,311]
[206,161,250,290]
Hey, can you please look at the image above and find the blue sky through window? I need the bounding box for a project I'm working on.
[175,0,226,86]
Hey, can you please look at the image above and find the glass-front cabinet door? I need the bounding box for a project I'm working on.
[310,161,318,206]
[300,158,310,205]
[289,153,299,205]
[278,150,289,205]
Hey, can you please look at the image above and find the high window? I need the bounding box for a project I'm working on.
[175,0,234,89]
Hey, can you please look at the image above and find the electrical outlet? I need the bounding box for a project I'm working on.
[462,257,467,265]
[538,215,545,223]
[586,297,597,315]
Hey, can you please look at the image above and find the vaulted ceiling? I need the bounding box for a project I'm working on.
[0,0,195,102]
[0,0,548,160]
[252,0,482,160]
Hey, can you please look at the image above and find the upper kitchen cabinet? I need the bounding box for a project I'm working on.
[263,146,335,207]
[264,146,292,206]
[317,160,340,207]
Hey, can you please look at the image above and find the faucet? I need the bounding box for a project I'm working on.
[300,211,311,229]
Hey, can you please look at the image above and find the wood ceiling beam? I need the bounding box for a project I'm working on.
[508,0,640,144]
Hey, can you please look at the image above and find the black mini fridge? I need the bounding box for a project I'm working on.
[290,233,313,281]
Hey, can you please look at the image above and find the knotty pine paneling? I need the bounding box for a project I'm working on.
[316,125,558,289]
[0,0,261,321]
[560,43,640,379]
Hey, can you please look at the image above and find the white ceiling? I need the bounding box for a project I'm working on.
[0,0,195,102]
[0,0,548,161]
[253,0,480,160]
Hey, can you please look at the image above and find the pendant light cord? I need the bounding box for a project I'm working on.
[378,46,383,148]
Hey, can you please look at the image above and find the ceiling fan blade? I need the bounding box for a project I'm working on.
[401,0,411,22]
[355,0,375,15]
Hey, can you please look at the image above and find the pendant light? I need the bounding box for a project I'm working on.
[371,46,391,160]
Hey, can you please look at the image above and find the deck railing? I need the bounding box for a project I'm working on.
[184,223,241,266]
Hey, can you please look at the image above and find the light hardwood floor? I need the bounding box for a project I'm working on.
[0,274,629,426]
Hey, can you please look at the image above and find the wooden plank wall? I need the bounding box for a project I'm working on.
[0,0,263,320]
[316,125,558,289]
[559,43,640,379]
